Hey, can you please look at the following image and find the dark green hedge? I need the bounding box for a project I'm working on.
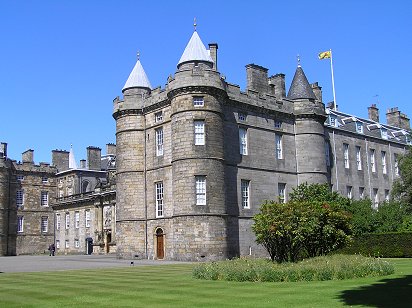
[339,232,412,257]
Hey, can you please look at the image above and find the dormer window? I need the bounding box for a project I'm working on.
[356,122,363,134]
[381,128,388,140]
[274,120,282,128]
[329,115,338,127]
[238,112,247,121]
[193,97,204,107]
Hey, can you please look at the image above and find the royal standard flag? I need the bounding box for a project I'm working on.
[318,50,331,60]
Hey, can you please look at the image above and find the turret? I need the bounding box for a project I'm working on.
[288,63,327,185]
[114,53,152,259]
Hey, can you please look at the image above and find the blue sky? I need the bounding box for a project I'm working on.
[1,1,411,163]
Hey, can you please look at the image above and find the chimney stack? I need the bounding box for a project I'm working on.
[386,107,411,130]
[368,104,380,122]
[268,74,286,98]
[208,43,218,71]
[80,159,87,169]
[106,143,116,156]
[52,150,69,172]
[22,149,34,164]
[87,146,101,171]
[246,64,269,94]
[311,82,323,103]
[0,142,7,158]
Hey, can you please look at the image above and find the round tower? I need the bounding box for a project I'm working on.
[288,64,328,185]
[167,29,229,261]
[113,54,152,259]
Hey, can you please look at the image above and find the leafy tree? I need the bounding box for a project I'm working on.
[392,146,412,211]
[374,201,409,233]
[344,199,376,236]
[289,183,350,208]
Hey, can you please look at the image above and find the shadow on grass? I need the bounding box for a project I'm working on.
[339,275,412,307]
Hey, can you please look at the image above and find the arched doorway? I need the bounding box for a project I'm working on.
[156,228,164,259]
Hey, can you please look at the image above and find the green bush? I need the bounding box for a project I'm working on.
[339,232,412,257]
[193,254,394,282]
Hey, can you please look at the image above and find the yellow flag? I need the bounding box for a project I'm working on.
[318,51,331,60]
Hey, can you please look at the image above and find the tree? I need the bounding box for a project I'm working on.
[253,183,352,263]
[392,146,412,211]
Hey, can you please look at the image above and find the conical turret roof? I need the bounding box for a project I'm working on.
[287,66,316,100]
[178,31,213,67]
[122,57,152,91]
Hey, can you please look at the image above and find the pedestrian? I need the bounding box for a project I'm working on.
[51,243,55,256]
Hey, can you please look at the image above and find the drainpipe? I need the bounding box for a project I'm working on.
[143,93,148,259]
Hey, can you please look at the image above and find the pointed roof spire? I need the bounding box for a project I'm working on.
[69,144,77,169]
[287,64,316,100]
[122,52,152,92]
[177,20,213,67]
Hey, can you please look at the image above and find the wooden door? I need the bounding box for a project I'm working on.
[156,229,164,259]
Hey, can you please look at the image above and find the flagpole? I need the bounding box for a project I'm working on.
[330,49,337,111]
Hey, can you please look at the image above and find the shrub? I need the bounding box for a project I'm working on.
[193,255,394,282]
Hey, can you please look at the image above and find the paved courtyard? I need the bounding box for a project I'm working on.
[0,254,188,273]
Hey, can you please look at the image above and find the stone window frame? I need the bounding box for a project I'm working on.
[194,120,205,146]
[85,210,91,228]
[75,239,80,248]
[195,175,206,205]
[155,127,164,156]
[65,240,69,248]
[278,183,286,203]
[373,188,379,208]
[239,127,248,155]
[356,146,362,171]
[41,191,49,207]
[16,189,24,208]
[56,240,60,249]
[193,96,204,107]
[356,121,364,134]
[155,181,164,218]
[41,176,48,183]
[155,111,163,123]
[16,175,24,182]
[17,216,24,233]
[65,212,70,229]
[275,134,283,159]
[343,143,349,169]
[274,120,282,129]
[381,151,387,174]
[238,112,247,122]
[56,213,61,230]
[241,179,250,209]
[359,187,365,199]
[346,186,353,199]
[370,149,376,173]
[75,211,80,229]
[41,216,48,233]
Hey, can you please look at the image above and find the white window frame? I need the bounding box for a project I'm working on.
[275,134,283,159]
[356,122,363,134]
[239,127,248,155]
[75,211,80,229]
[381,151,387,174]
[65,240,69,248]
[381,128,388,140]
[17,216,24,233]
[241,180,250,209]
[56,240,60,249]
[356,146,362,171]
[195,176,206,205]
[65,213,70,229]
[238,112,247,121]
[373,188,379,208]
[274,120,282,129]
[194,121,205,145]
[193,96,204,107]
[85,210,91,228]
[278,183,286,203]
[16,189,24,208]
[75,239,80,248]
[17,175,24,182]
[155,127,164,156]
[56,214,61,230]
[155,182,164,218]
[42,176,48,183]
[370,149,376,173]
[41,216,48,233]
[347,186,352,199]
[343,143,349,169]
[359,187,365,199]
[41,191,49,207]
[155,111,163,123]
[329,115,338,127]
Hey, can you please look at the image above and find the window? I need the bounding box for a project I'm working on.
[275,134,283,159]
[373,188,379,208]
[356,146,362,170]
[42,176,48,183]
[41,216,48,233]
[329,115,338,127]
[56,240,60,249]
[346,186,352,199]
[75,211,80,229]
[370,149,376,173]
[195,176,206,205]
[241,180,250,209]
[17,216,24,233]
[343,144,349,169]
[58,190,64,198]
[155,182,164,217]
[16,190,24,208]
[194,121,205,145]
[239,127,247,155]
[385,190,390,201]
[155,111,163,123]
[41,191,49,207]
[155,127,164,156]
[278,183,286,203]
[65,240,69,248]
[193,96,204,107]
[325,142,331,167]
[17,175,24,181]
[381,128,388,140]
[75,239,80,248]
[274,120,282,129]
[82,180,90,193]
[238,112,247,121]
[359,187,365,199]
[56,214,61,230]
[65,213,70,229]
[381,151,387,174]
[85,210,91,228]
[395,155,399,176]
[356,122,363,134]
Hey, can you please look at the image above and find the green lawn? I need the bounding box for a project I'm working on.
[0,259,411,307]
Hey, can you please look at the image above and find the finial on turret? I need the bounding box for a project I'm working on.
[194,17,197,31]
[137,51,140,61]
[297,54,301,67]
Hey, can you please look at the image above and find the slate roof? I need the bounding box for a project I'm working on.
[122,58,152,91]
[178,31,213,67]
[287,66,316,100]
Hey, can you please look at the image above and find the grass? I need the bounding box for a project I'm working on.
[0,259,411,307]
